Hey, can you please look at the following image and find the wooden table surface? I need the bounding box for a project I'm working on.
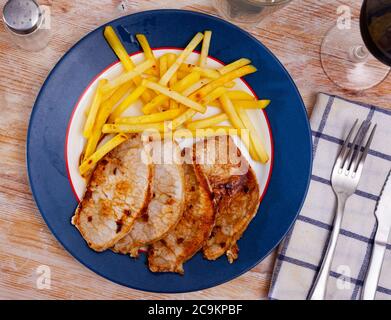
[0,0,390,300]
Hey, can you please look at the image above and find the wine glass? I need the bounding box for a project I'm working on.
[320,0,391,92]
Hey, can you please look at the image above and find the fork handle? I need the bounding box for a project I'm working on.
[361,236,387,300]
[308,194,347,300]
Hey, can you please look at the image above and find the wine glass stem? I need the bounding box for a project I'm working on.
[349,45,369,63]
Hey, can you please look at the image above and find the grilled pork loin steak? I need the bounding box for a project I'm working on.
[148,158,215,274]
[72,134,153,252]
[113,140,185,257]
[193,136,260,263]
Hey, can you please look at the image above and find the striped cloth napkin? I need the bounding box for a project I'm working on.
[268,93,391,300]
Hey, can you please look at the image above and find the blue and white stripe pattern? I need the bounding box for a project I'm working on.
[268,93,391,300]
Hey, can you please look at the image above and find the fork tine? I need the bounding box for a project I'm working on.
[336,119,358,165]
[354,124,377,173]
[341,121,365,170]
[349,121,371,171]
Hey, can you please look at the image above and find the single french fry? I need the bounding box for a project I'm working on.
[108,85,147,122]
[227,90,255,101]
[83,79,107,138]
[194,67,221,79]
[102,122,166,134]
[179,64,220,79]
[199,30,212,68]
[159,32,204,86]
[191,65,257,101]
[205,90,255,108]
[84,82,132,159]
[143,80,206,113]
[236,107,269,163]
[167,53,177,82]
[104,26,136,72]
[159,53,169,79]
[224,81,236,88]
[219,58,251,75]
[170,109,197,129]
[136,34,157,66]
[167,53,178,109]
[181,79,211,97]
[199,86,227,105]
[116,109,182,124]
[219,93,259,161]
[234,99,271,109]
[186,113,229,130]
[142,72,201,114]
[101,59,154,95]
[80,133,128,176]
[219,94,244,129]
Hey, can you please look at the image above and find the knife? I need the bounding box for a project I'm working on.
[362,169,391,300]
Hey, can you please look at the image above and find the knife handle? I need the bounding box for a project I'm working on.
[361,238,387,300]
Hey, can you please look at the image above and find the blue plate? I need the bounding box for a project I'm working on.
[27,9,312,293]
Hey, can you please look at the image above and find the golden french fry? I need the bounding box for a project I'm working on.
[116,109,182,124]
[101,59,154,95]
[179,64,220,79]
[143,80,206,113]
[84,82,132,159]
[190,65,257,101]
[108,85,147,122]
[219,93,259,161]
[227,90,255,100]
[199,31,212,68]
[199,86,227,105]
[167,54,178,105]
[186,113,229,130]
[170,109,197,129]
[83,79,107,138]
[219,58,251,75]
[104,26,136,72]
[159,53,169,79]
[159,32,204,85]
[181,79,210,97]
[142,72,201,114]
[208,99,270,109]
[224,81,236,88]
[194,67,221,79]
[177,70,190,80]
[136,34,158,67]
[80,133,128,176]
[236,107,269,163]
[179,63,195,73]
[234,99,271,109]
[102,122,166,134]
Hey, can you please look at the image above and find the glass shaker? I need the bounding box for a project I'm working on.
[2,0,51,51]
[213,0,293,27]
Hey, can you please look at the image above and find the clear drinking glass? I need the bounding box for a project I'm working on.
[213,0,293,27]
[320,0,391,92]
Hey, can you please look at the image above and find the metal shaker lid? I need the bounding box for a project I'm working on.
[2,0,41,34]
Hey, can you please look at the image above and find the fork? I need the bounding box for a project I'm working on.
[308,119,377,300]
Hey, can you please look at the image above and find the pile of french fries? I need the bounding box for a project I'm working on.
[79,27,271,176]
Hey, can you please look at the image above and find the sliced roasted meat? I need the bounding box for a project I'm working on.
[72,134,153,252]
[148,159,215,274]
[113,140,185,256]
[193,135,260,263]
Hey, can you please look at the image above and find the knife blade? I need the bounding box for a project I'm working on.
[374,170,391,243]
[362,169,391,300]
